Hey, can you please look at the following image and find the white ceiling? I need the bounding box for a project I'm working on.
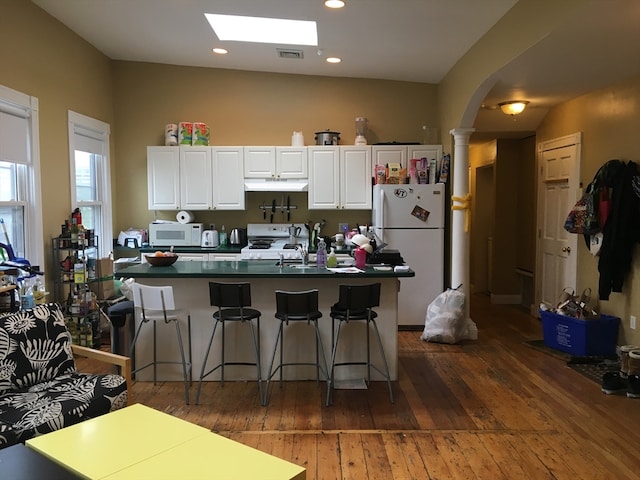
[32,0,640,141]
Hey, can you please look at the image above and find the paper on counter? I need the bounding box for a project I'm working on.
[327,267,364,274]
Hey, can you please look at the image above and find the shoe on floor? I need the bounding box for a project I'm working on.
[601,371,627,394]
[627,375,640,398]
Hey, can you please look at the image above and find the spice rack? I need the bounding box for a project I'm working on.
[51,236,101,348]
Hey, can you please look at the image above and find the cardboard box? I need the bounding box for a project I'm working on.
[90,258,116,300]
[541,310,619,356]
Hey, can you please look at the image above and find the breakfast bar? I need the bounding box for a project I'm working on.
[116,260,414,383]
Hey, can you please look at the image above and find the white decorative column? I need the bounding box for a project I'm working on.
[449,128,474,321]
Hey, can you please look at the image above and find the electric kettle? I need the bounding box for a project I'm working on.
[201,230,218,248]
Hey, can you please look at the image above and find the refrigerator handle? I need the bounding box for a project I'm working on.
[377,187,385,244]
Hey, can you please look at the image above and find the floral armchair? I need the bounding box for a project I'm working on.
[0,303,129,449]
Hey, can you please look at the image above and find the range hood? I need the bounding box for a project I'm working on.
[244,179,308,192]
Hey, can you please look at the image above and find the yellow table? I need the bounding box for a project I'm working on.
[26,403,305,480]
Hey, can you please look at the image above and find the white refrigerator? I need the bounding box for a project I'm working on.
[372,183,445,327]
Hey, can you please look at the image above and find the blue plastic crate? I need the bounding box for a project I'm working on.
[540,310,619,356]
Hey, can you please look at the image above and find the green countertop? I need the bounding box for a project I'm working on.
[115,260,414,279]
[140,246,242,254]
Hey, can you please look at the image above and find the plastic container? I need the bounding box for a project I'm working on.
[327,248,337,267]
[316,239,327,268]
[355,247,366,269]
[540,310,620,356]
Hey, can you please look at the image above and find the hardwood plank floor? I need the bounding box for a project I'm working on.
[81,294,640,479]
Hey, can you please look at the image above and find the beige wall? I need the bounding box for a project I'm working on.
[0,0,114,280]
[111,62,438,232]
[537,75,640,345]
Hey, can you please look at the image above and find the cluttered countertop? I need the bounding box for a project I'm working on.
[114,260,414,279]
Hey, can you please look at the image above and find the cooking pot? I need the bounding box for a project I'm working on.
[315,129,340,145]
[229,228,247,247]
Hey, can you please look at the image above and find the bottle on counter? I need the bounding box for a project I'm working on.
[327,247,337,268]
[316,238,327,268]
[219,225,227,247]
[210,223,220,247]
[70,218,79,248]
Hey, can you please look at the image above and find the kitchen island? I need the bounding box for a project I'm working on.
[116,260,414,383]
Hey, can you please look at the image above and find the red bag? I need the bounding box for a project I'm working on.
[599,186,612,228]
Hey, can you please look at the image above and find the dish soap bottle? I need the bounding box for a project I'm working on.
[316,238,327,268]
[219,225,227,247]
[327,247,337,267]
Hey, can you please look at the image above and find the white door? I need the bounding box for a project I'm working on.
[536,134,581,312]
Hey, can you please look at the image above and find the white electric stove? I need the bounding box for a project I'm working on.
[240,223,309,261]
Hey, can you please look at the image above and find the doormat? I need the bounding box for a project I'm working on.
[567,358,620,385]
[333,378,368,390]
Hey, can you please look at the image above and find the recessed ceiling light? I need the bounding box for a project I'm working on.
[325,0,346,8]
[212,48,228,55]
[326,57,342,64]
[205,13,318,46]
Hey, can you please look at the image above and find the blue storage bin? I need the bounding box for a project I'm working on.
[540,310,619,356]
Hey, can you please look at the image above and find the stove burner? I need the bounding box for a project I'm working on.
[283,244,300,250]
[249,239,273,250]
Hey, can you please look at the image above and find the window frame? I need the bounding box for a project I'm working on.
[68,111,112,257]
[0,84,43,268]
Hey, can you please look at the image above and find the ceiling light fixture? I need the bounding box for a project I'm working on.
[324,0,346,8]
[204,13,318,46]
[326,57,341,64]
[498,100,529,116]
[212,47,228,55]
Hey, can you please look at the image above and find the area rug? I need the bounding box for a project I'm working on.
[524,340,619,385]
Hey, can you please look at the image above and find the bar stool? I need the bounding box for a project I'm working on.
[130,283,192,404]
[195,282,263,404]
[326,283,393,406]
[264,289,329,405]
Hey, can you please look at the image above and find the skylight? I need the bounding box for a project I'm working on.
[204,14,318,46]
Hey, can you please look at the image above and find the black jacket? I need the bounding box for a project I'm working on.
[598,160,640,300]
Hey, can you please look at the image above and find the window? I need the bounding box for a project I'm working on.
[0,84,43,267]
[68,111,112,257]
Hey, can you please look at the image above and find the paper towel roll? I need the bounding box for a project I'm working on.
[176,210,195,224]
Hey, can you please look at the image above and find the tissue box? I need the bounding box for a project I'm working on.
[540,310,619,356]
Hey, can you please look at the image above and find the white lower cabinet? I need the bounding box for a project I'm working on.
[308,146,371,210]
[208,253,240,261]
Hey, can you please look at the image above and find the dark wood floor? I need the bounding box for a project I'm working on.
[82,294,640,479]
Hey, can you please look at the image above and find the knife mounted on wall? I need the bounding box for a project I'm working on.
[270,199,275,223]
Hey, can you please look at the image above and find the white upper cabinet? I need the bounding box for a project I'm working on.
[243,147,276,178]
[275,147,307,178]
[180,146,212,210]
[147,147,180,210]
[308,146,340,209]
[372,144,442,170]
[212,147,245,210]
[244,146,307,178]
[308,146,371,210]
[340,146,372,209]
[147,146,245,211]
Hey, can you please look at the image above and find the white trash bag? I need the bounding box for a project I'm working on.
[421,286,467,344]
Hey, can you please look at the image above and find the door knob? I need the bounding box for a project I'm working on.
[562,246,571,253]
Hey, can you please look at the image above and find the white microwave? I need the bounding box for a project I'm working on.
[149,223,203,247]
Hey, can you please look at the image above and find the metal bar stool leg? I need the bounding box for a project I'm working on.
[174,319,190,404]
[196,319,220,404]
[248,318,263,405]
[370,318,394,403]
